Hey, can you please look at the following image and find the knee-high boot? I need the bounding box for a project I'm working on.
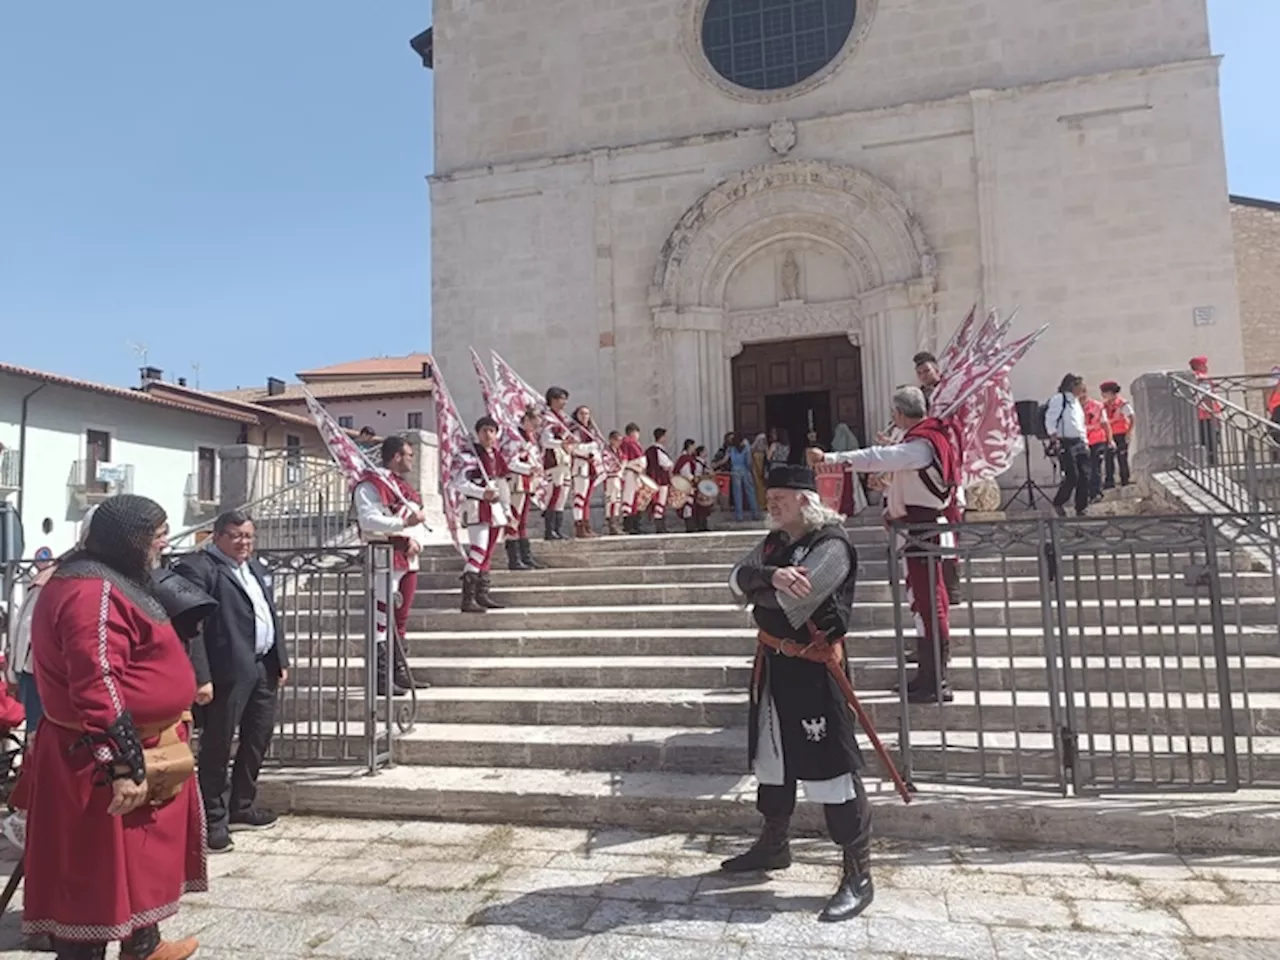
[543,512,557,542]
[720,815,792,872]
[818,841,874,923]
[506,539,529,571]
[519,538,544,569]
[460,573,485,613]
[476,573,505,609]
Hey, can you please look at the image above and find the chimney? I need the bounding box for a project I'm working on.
[267,377,287,397]
[140,366,163,383]
[421,360,433,380]
[177,377,188,387]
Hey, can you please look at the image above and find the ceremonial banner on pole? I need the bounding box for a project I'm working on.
[302,390,410,509]
[432,363,480,558]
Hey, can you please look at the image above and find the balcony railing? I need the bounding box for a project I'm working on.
[67,460,134,507]
[0,448,18,492]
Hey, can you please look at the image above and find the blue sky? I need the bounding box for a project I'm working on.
[1,2,1275,391]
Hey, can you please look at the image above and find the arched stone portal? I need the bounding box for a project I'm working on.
[649,160,937,449]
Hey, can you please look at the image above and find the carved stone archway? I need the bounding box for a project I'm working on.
[650,160,937,447]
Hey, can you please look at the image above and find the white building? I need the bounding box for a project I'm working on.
[425,0,1242,451]
[0,363,250,557]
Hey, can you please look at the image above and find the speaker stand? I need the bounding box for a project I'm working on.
[1002,442,1054,512]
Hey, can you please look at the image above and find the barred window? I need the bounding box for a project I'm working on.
[702,0,856,92]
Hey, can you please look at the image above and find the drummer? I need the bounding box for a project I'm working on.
[672,439,699,533]
[618,423,650,535]
[691,444,715,532]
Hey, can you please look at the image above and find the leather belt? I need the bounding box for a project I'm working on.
[44,712,191,741]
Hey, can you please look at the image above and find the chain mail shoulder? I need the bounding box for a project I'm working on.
[54,558,171,624]
[779,532,855,629]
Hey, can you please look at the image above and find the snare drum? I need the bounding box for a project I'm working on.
[695,477,720,507]
[634,474,660,513]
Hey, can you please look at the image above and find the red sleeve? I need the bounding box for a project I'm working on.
[52,579,132,738]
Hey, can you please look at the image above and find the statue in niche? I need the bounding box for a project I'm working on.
[780,251,801,302]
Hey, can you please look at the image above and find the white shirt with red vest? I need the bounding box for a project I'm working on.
[823,430,954,522]
[454,446,511,528]
[354,474,428,572]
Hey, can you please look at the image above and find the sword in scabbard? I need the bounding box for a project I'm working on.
[804,624,915,805]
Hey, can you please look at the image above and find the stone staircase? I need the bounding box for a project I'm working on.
[263,516,1280,850]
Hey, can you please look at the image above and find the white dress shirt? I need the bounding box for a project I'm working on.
[209,544,276,657]
[1044,392,1087,440]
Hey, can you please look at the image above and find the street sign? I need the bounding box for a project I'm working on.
[95,463,129,485]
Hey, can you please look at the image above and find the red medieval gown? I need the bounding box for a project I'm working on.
[23,574,207,942]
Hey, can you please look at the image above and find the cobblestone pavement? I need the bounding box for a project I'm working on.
[1,817,1279,958]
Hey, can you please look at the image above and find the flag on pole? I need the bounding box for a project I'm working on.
[472,348,552,510]
[471,348,525,451]
[432,362,479,557]
[302,390,407,507]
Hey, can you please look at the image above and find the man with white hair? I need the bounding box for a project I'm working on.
[723,464,874,924]
[809,385,959,703]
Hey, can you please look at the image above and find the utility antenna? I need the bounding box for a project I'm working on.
[128,341,149,367]
[191,362,201,389]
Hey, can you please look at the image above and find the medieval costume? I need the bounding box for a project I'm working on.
[619,432,649,535]
[354,470,427,695]
[645,435,676,534]
[540,416,573,541]
[452,431,510,614]
[823,414,960,703]
[23,495,206,960]
[504,425,543,570]
[569,409,602,539]
[673,446,710,533]
[603,439,625,536]
[725,466,873,924]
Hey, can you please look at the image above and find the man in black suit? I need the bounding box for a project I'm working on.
[175,510,288,852]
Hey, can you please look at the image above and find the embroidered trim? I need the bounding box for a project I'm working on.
[96,580,124,717]
[23,899,181,942]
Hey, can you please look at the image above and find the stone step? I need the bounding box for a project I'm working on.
[286,653,1280,694]
[288,596,1280,633]
[298,624,1280,660]
[405,574,1277,609]
[412,557,1265,588]
[256,764,1280,855]
[279,684,1280,737]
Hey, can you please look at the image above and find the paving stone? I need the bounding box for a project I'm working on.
[725,908,871,951]
[1219,880,1280,904]
[1085,852,1195,882]
[491,865,609,896]
[598,874,705,904]
[590,828,713,858]
[241,836,371,859]
[306,917,461,959]
[583,900,733,942]
[956,848,1096,877]
[284,817,401,842]
[313,856,407,886]
[1135,879,1231,905]
[1073,899,1190,937]
[1186,939,1280,960]
[880,863,1028,896]
[466,891,602,934]
[385,859,508,891]
[1179,903,1280,940]
[867,917,997,959]
[693,873,834,912]
[384,820,498,846]
[193,909,347,955]
[990,928,1188,960]
[444,926,590,960]
[225,853,329,883]
[547,851,716,877]
[1021,874,1143,902]
[946,892,1075,929]
[587,934,746,959]
[739,948,900,960]
[1185,857,1280,884]
[507,824,594,851]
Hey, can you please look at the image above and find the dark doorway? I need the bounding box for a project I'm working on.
[731,334,865,451]
[766,391,831,462]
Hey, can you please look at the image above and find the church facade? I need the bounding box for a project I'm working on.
[428,0,1241,449]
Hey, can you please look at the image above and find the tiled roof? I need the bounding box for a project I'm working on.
[216,378,434,406]
[139,381,316,427]
[0,362,256,423]
[296,354,434,380]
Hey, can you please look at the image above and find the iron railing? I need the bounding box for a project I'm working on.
[1,544,402,774]
[887,512,1278,796]
[1166,372,1280,512]
[169,457,353,551]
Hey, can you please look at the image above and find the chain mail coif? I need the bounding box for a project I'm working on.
[83,494,168,579]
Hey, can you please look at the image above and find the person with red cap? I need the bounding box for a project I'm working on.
[1100,381,1134,488]
[1189,356,1222,466]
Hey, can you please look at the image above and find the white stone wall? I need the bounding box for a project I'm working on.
[430,0,1240,449]
[432,0,1212,173]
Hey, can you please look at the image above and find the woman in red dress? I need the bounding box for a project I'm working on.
[23,495,207,960]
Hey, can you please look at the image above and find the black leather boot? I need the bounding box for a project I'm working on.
[720,816,792,872]
[655,517,667,535]
[555,510,568,540]
[506,540,529,571]
[818,843,874,922]
[476,573,505,609]
[519,538,544,569]
[684,517,696,533]
[460,573,486,613]
[392,643,423,691]
[543,512,557,541]
[375,643,408,696]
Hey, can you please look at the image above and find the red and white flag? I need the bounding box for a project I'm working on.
[432,362,480,557]
[302,390,406,506]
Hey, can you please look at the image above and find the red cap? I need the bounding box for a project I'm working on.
[1189,356,1209,371]
[1100,381,1120,393]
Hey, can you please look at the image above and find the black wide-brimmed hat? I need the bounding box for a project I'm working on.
[766,464,816,492]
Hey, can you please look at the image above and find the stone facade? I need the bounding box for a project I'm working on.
[429,0,1242,448]
[1232,196,1280,372]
